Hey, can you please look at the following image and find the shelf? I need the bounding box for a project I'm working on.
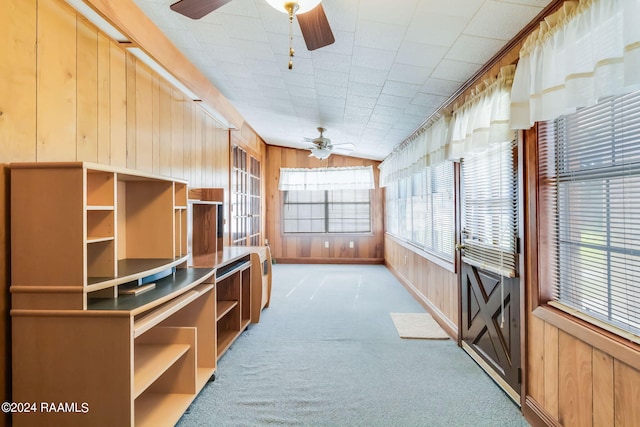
[174,206,187,210]
[135,392,194,427]
[86,205,115,211]
[87,236,115,244]
[134,344,190,399]
[196,367,215,390]
[240,318,250,331]
[216,300,238,321]
[217,330,237,358]
[86,256,190,290]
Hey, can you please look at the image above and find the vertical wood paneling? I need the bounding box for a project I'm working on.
[158,79,172,176]
[527,313,545,404]
[134,63,152,172]
[96,33,111,165]
[109,41,126,168]
[37,0,76,161]
[559,331,593,427]
[183,101,193,180]
[192,109,203,187]
[125,52,136,169]
[171,89,184,178]
[614,360,640,427]
[593,349,614,427]
[76,17,98,162]
[543,322,559,418]
[151,73,160,174]
[0,0,37,162]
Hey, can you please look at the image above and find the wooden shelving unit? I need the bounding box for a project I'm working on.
[10,171,273,426]
[10,163,216,427]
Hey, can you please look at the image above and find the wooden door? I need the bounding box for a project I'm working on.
[460,259,520,398]
[459,140,521,401]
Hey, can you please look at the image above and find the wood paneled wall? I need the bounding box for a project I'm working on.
[523,128,640,427]
[264,145,384,263]
[384,237,458,337]
[0,0,249,424]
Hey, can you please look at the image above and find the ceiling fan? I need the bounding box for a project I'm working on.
[304,127,355,160]
[169,0,335,69]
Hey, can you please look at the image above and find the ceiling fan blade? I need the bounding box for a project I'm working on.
[170,0,233,19]
[297,3,335,51]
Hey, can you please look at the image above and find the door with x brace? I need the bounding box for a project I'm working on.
[458,141,521,400]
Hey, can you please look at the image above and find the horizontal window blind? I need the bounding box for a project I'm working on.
[384,162,455,261]
[461,141,518,277]
[539,90,640,337]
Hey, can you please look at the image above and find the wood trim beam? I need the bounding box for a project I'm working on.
[82,0,245,129]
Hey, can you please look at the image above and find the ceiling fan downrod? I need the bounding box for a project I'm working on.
[286,2,299,69]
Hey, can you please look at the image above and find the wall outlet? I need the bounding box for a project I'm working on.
[265,238,269,245]
[324,241,329,248]
[349,241,354,248]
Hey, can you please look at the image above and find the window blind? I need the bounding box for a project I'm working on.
[539,90,640,337]
[461,140,518,277]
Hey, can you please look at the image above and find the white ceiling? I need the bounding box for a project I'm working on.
[132,0,551,160]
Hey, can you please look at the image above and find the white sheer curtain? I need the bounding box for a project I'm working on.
[278,166,375,191]
[511,0,640,129]
[378,114,450,187]
[449,65,516,160]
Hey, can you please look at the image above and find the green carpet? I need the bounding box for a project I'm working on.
[177,264,529,427]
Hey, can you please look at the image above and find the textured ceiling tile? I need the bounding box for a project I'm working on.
[411,92,448,107]
[464,1,542,40]
[382,80,423,98]
[377,94,412,109]
[352,46,396,71]
[314,69,350,87]
[446,34,505,64]
[346,94,378,109]
[421,78,462,96]
[322,0,358,32]
[395,42,449,68]
[358,0,421,26]
[316,83,348,99]
[431,59,479,82]
[347,82,383,98]
[387,63,433,86]
[317,31,355,56]
[312,51,352,74]
[218,15,269,41]
[317,95,346,109]
[348,66,388,86]
[416,0,485,19]
[405,13,468,47]
[355,20,406,51]
[290,93,318,106]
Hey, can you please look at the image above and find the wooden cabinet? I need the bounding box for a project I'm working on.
[10,162,214,427]
[10,165,272,426]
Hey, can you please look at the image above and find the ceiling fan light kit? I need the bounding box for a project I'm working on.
[170,0,334,69]
[265,0,321,14]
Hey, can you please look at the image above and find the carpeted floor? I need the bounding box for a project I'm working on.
[177,264,529,427]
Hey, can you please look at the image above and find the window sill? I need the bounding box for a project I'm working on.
[385,233,455,273]
[533,304,640,372]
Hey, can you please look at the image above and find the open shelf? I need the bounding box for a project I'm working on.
[86,256,189,290]
[135,392,193,427]
[216,300,238,321]
[134,344,190,398]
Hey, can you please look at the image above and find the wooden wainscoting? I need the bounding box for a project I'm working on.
[384,235,458,338]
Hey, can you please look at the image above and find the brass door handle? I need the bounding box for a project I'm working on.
[455,244,466,251]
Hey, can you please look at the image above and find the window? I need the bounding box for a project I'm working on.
[283,189,371,233]
[385,161,455,261]
[538,90,640,340]
[461,141,518,277]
